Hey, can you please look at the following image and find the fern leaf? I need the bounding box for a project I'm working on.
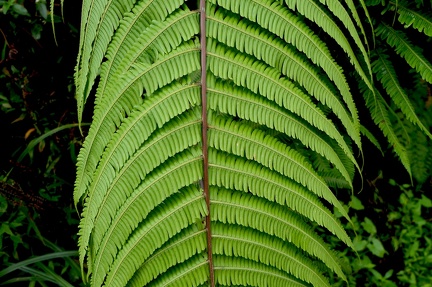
[283,0,373,93]
[74,41,200,207]
[99,185,207,286]
[128,226,207,286]
[208,113,352,223]
[207,75,355,186]
[211,0,374,98]
[360,125,384,156]
[75,0,135,123]
[343,0,373,50]
[391,1,432,36]
[214,255,308,286]
[376,23,432,84]
[212,223,331,287]
[79,109,202,276]
[98,6,199,104]
[211,187,348,281]
[90,144,203,274]
[206,5,361,149]
[208,148,352,247]
[72,0,378,285]
[373,50,432,138]
[361,85,412,177]
[145,254,209,287]
[207,40,359,173]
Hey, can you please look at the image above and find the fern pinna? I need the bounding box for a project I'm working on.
[73,0,430,286]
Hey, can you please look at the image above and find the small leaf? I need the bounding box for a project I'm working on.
[36,0,48,19]
[367,237,387,258]
[350,196,365,210]
[384,269,393,279]
[353,236,368,251]
[420,195,432,208]
[361,217,377,235]
[12,3,30,16]
[0,195,7,213]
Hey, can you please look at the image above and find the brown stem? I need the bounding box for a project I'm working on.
[199,0,214,286]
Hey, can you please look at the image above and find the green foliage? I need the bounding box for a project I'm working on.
[362,0,432,183]
[0,0,83,285]
[0,184,82,286]
[72,0,432,286]
[326,179,432,287]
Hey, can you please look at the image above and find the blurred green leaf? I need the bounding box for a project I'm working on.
[353,236,368,251]
[11,3,29,16]
[350,196,365,210]
[362,217,377,235]
[36,0,48,19]
[368,237,387,258]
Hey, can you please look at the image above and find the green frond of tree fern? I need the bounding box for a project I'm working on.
[376,23,432,84]
[207,40,359,173]
[144,253,209,287]
[282,0,373,91]
[74,40,201,206]
[206,74,356,187]
[206,4,361,150]
[100,185,207,286]
[127,226,207,286]
[360,84,412,178]
[71,0,425,286]
[360,125,384,156]
[372,50,432,138]
[214,254,310,286]
[208,147,352,247]
[390,0,432,36]
[343,0,374,49]
[210,187,348,282]
[97,5,200,105]
[212,223,331,287]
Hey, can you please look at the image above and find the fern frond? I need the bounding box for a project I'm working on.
[360,125,384,156]
[212,223,331,287]
[89,147,202,284]
[283,0,373,91]
[376,23,432,84]
[373,50,432,138]
[214,255,307,286]
[391,1,432,36]
[211,187,348,281]
[128,226,207,286]
[207,40,359,172]
[99,7,199,104]
[75,0,187,123]
[99,185,207,286]
[309,151,352,189]
[78,109,202,278]
[208,148,352,246]
[144,254,209,287]
[74,40,200,206]
[207,75,355,186]
[85,84,200,199]
[92,144,201,265]
[75,0,136,123]
[343,0,373,50]
[206,5,361,149]
[208,113,352,222]
[211,0,374,95]
[361,84,412,177]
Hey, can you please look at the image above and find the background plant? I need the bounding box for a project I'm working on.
[0,0,84,285]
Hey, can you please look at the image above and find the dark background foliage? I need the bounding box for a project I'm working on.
[0,0,431,286]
